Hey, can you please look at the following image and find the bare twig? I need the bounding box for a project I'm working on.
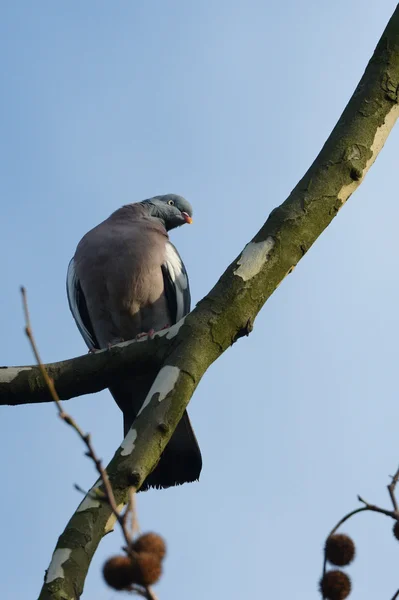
[73,483,107,502]
[132,586,159,600]
[388,465,399,512]
[128,487,140,538]
[21,287,131,544]
[320,488,399,599]
[357,495,398,520]
[321,505,369,597]
[21,286,132,538]
[21,287,157,599]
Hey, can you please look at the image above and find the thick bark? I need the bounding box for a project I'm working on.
[15,6,399,598]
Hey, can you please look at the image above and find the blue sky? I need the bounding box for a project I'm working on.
[1,1,399,598]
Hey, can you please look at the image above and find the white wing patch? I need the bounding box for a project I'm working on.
[66,259,97,349]
[164,242,188,322]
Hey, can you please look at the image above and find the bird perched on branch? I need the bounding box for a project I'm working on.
[66,194,202,490]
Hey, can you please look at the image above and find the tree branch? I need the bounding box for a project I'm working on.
[0,324,183,406]
[32,5,399,598]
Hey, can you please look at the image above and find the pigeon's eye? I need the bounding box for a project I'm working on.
[167,200,175,206]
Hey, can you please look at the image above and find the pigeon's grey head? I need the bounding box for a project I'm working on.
[141,194,193,231]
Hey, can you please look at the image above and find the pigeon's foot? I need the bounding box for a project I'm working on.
[135,328,156,340]
[135,324,171,341]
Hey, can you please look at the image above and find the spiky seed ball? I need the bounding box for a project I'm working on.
[133,533,167,561]
[103,555,134,590]
[319,570,351,600]
[325,534,355,566]
[131,551,162,586]
[393,520,399,541]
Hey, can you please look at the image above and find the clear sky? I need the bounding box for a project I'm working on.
[1,2,399,599]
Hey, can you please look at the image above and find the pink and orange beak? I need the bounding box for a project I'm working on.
[182,211,193,224]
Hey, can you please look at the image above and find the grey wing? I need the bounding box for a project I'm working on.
[66,258,99,349]
[161,241,191,323]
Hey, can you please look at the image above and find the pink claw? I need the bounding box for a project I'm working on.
[135,328,157,340]
[136,330,150,340]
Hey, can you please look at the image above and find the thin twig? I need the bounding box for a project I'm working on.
[132,586,159,600]
[21,286,132,540]
[321,505,369,597]
[387,465,399,512]
[129,487,140,538]
[73,483,107,502]
[357,495,399,520]
[21,287,158,599]
[320,493,399,599]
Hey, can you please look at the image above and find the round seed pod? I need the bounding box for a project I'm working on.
[103,555,134,590]
[319,570,351,600]
[325,534,355,566]
[131,551,162,586]
[133,533,167,561]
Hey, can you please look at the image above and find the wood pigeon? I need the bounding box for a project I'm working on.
[66,194,202,490]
